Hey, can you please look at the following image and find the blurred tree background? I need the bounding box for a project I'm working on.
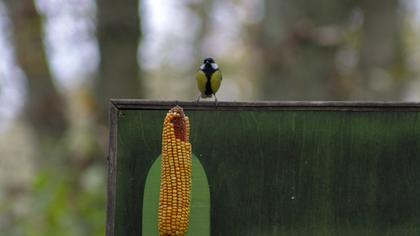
[0,0,420,235]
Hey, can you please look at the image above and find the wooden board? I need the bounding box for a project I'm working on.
[107,100,420,236]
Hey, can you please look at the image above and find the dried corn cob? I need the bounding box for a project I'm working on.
[158,106,192,236]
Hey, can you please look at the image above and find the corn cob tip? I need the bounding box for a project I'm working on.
[169,105,184,114]
[166,106,189,142]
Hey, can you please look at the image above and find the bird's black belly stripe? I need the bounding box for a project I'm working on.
[203,69,213,96]
[205,79,212,96]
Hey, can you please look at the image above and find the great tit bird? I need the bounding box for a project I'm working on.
[196,58,222,103]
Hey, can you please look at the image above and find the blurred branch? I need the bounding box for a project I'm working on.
[5,0,67,138]
[251,0,349,100]
[251,0,406,100]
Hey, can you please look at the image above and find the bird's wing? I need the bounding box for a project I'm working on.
[196,70,207,95]
[210,70,222,94]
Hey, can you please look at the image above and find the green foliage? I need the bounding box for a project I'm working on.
[16,166,106,236]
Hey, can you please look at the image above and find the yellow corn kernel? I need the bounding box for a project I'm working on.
[158,106,192,236]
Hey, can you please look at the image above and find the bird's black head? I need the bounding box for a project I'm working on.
[203,58,215,64]
[200,57,219,71]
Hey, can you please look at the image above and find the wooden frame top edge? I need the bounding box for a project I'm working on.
[110,99,420,111]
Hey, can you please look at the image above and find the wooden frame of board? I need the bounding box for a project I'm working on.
[107,100,420,236]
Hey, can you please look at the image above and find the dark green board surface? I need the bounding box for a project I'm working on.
[107,101,420,236]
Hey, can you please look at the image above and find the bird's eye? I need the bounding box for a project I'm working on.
[211,63,218,70]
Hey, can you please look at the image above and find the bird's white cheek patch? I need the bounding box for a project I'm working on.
[211,63,219,70]
[200,64,205,70]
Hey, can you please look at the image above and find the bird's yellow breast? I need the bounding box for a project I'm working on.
[196,70,207,95]
[210,70,222,94]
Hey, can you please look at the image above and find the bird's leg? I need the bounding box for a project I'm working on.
[196,95,201,104]
[214,94,218,106]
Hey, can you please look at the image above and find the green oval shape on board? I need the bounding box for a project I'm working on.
[142,154,210,235]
